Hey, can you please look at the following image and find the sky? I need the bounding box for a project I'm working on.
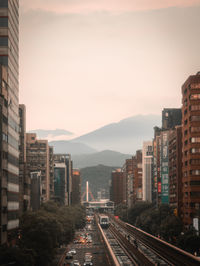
[19,0,200,136]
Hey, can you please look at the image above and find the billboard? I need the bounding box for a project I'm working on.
[161,131,169,204]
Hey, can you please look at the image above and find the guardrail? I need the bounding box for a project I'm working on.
[95,214,120,266]
[111,215,200,266]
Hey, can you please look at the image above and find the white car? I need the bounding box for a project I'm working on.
[70,249,76,255]
[72,260,80,266]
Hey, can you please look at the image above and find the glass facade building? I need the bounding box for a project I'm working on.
[0,0,19,244]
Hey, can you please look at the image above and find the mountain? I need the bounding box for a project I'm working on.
[80,165,118,199]
[72,150,131,168]
[49,141,97,155]
[71,114,161,154]
[28,129,74,139]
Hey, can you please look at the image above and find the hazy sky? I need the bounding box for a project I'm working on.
[19,0,200,136]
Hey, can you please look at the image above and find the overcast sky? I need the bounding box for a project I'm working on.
[19,0,200,136]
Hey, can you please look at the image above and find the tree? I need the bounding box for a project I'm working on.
[0,245,34,266]
[20,211,63,266]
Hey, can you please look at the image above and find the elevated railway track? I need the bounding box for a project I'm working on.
[109,215,200,266]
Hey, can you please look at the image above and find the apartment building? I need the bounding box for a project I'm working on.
[19,104,30,214]
[168,126,182,217]
[72,169,81,205]
[0,0,19,245]
[26,133,50,204]
[110,169,126,206]
[142,141,153,202]
[182,72,200,226]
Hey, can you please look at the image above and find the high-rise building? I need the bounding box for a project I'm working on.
[182,72,200,226]
[26,133,50,203]
[153,108,182,208]
[19,104,30,215]
[49,146,54,199]
[123,158,134,208]
[30,171,42,211]
[142,141,153,202]
[53,154,72,205]
[110,169,126,206]
[162,108,182,130]
[72,169,81,205]
[54,162,67,205]
[0,0,19,245]
[168,126,182,217]
[133,150,143,203]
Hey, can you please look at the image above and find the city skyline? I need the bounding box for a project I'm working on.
[19,1,200,135]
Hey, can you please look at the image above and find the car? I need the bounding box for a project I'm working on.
[65,252,73,260]
[83,262,93,266]
[71,260,80,266]
[70,249,76,255]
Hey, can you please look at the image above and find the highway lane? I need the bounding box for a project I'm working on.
[62,221,110,266]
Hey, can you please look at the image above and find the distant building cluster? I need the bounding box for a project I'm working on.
[110,72,200,229]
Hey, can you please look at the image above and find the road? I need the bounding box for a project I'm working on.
[62,221,110,266]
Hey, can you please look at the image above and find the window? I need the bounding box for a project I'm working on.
[191,116,200,122]
[191,126,200,133]
[0,36,8,46]
[191,105,200,111]
[0,0,8,8]
[190,159,200,165]
[191,148,200,154]
[190,181,200,186]
[191,137,200,143]
[190,94,200,100]
[190,169,200,175]
[0,17,8,27]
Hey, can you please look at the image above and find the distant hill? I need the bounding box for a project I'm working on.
[80,165,118,199]
[49,141,97,155]
[72,150,131,168]
[71,114,161,153]
[28,129,74,138]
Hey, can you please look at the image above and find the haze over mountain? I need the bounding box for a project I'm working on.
[49,141,97,155]
[28,129,74,141]
[72,150,131,168]
[71,114,161,154]
[31,114,161,156]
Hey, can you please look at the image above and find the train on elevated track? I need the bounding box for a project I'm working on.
[99,214,110,229]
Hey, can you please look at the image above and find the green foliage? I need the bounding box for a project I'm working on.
[0,245,34,266]
[81,164,117,198]
[17,201,86,266]
[134,204,183,242]
[127,201,153,225]
[20,210,62,266]
[177,229,200,254]
[115,203,128,221]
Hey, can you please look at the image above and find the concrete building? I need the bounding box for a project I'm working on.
[0,0,19,245]
[162,108,182,130]
[54,162,67,205]
[49,146,54,199]
[152,108,182,208]
[72,169,81,205]
[54,154,72,205]
[168,126,182,217]
[122,158,134,208]
[19,104,30,214]
[110,169,126,206]
[142,141,153,202]
[133,150,143,203]
[26,133,50,203]
[182,72,200,226]
[30,171,42,211]
[152,127,162,205]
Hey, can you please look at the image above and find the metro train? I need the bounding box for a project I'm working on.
[99,214,110,229]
